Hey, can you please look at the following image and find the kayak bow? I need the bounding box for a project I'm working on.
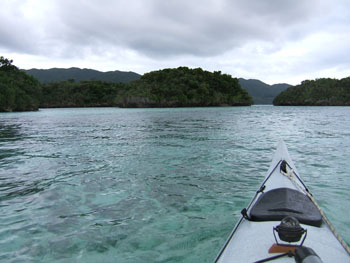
[214,140,350,263]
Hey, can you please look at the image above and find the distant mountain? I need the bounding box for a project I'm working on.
[239,78,291,104]
[24,67,141,83]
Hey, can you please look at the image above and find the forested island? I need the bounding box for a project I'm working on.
[0,57,253,111]
[117,67,252,107]
[41,67,252,107]
[273,77,350,106]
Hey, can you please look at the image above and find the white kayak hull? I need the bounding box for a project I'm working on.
[215,140,350,263]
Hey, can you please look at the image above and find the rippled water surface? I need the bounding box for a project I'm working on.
[0,106,349,262]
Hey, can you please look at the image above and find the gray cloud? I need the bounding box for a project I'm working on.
[31,0,320,58]
[0,0,349,84]
[0,3,38,53]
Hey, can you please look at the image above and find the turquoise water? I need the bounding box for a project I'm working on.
[0,106,349,262]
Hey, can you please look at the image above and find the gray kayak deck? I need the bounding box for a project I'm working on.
[215,141,350,262]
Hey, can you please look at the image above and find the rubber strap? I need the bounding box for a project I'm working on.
[253,252,291,263]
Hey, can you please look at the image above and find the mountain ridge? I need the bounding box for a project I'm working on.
[24,67,141,83]
[239,78,291,104]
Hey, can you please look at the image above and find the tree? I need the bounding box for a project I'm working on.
[0,56,18,72]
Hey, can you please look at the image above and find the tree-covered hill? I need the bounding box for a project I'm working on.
[24,67,141,83]
[239,78,290,104]
[273,77,350,106]
[116,67,253,107]
[0,57,41,112]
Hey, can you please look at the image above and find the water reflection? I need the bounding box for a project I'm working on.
[0,122,25,161]
[0,122,23,142]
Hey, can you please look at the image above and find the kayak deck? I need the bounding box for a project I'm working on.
[215,140,350,262]
[217,219,349,262]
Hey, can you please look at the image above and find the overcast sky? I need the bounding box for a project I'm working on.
[1,0,349,85]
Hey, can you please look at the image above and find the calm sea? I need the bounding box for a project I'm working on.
[0,106,349,262]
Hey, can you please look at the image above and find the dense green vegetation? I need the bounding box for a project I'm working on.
[39,67,252,108]
[1,57,253,111]
[239,78,290,104]
[273,77,350,106]
[117,67,253,107]
[40,80,125,108]
[0,56,41,112]
[25,68,141,83]
[25,67,287,104]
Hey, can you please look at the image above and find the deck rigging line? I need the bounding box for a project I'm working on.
[281,161,350,256]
